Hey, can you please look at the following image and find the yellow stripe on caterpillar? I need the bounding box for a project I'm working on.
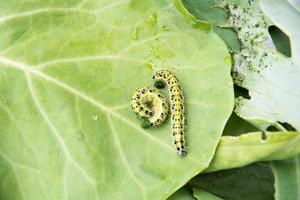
[153,70,186,156]
[131,87,169,127]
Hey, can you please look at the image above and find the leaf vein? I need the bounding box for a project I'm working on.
[107,114,146,198]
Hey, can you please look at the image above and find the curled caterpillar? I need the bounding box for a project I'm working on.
[153,70,186,156]
[130,70,186,156]
[131,87,169,127]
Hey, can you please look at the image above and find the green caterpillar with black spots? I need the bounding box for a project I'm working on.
[131,70,186,156]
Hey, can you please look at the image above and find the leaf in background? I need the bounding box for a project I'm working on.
[168,187,196,200]
[220,0,300,130]
[205,131,300,172]
[271,155,300,200]
[213,26,240,53]
[183,0,241,53]
[193,188,223,200]
[0,0,233,199]
[190,163,275,200]
[182,0,227,25]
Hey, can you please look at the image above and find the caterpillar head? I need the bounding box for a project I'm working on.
[178,147,187,156]
[154,81,165,89]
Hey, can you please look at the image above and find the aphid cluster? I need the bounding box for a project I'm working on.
[130,70,186,156]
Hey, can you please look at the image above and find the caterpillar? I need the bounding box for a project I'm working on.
[131,87,169,127]
[130,70,186,156]
[152,70,186,156]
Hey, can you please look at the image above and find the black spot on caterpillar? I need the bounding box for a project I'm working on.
[153,70,186,156]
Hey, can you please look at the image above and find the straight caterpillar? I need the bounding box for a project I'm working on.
[131,87,169,127]
[153,70,186,156]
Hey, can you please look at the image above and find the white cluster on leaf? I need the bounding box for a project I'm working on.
[220,0,300,130]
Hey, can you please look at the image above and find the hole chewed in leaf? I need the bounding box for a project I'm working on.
[266,125,278,132]
[278,122,296,131]
[232,71,250,99]
[268,26,291,57]
[265,121,296,132]
[233,84,250,100]
[223,112,259,136]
